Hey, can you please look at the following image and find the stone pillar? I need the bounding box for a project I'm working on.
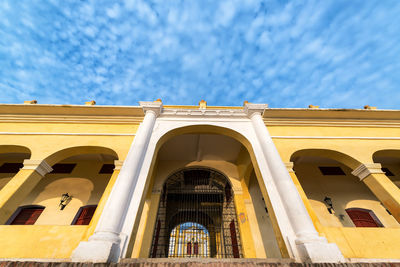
[244,103,344,263]
[72,101,162,263]
[0,159,52,224]
[352,163,400,223]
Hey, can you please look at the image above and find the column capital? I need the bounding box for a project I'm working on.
[243,103,268,118]
[114,160,124,171]
[22,159,53,177]
[284,162,295,173]
[351,163,384,181]
[139,101,163,117]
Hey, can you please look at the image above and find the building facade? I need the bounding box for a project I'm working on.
[0,100,400,263]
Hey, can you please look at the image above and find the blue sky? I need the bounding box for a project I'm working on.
[0,1,399,108]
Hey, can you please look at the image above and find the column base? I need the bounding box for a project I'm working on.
[295,236,345,263]
[71,239,120,263]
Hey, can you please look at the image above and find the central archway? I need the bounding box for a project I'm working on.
[149,167,242,258]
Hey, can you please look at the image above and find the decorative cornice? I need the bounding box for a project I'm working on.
[243,103,268,118]
[160,108,247,118]
[0,115,143,124]
[264,118,400,127]
[351,163,384,181]
[23,159,53,177]
[114,160,124,170]
[284,162,295,173]
[139,101,163,117]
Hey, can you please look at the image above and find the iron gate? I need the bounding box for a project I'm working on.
[150,168,243,258]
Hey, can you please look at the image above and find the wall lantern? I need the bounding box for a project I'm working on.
[324,196,334,214]
[59,193,72,210]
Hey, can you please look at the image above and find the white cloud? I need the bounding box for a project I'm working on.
[0,1,399,108]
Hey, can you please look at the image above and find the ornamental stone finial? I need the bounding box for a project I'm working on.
[199,100,207,109]
[364,105,377,110]
[24,100,37,104]
[85,100,96,105]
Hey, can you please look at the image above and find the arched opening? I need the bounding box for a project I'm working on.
[150,167,242,258]
[291,149,399,228]
[169,222,210,257]
[7,146,118,225]
[0,145,31,190]
[373,150,400,188]
[129,126,284,259]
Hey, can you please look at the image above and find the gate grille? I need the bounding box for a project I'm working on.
[150,168,243,258]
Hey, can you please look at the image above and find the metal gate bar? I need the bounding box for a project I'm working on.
[150,168,243,258]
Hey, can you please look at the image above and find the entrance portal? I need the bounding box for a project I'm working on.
[150,168,242,258]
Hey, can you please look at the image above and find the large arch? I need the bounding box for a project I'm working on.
[290,148,398,228]
[125,123,287,260]
[42,146,119,166]
[290,148,362,170]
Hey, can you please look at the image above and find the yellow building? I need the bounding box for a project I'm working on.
[0,100,400,264]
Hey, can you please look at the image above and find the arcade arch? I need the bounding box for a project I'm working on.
[3,146,119,226]
[129,129,282,259]
[290,149,399,228]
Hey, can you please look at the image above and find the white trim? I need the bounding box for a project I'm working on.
[271,136,400,140]
[161,108,247,118]
[23,159,53,177]
[0,132,135,136]
[351,163,385,181]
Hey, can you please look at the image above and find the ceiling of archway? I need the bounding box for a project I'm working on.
[158,134,243,163]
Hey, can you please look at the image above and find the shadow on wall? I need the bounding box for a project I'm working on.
[7,147,118,226]
[373,150,400,188]
[0,145,31,190]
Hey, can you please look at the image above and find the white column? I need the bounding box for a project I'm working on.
[72,101,162,263]
[244,103,344,263]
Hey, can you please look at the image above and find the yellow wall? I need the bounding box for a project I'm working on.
[247,172,281,258]
[0,106,141,259]
[0,225,88,259]
[323,227,400,259]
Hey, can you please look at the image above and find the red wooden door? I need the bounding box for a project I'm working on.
[74,205,97,225]
[346,208,383,227]
[10,207,44,225]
